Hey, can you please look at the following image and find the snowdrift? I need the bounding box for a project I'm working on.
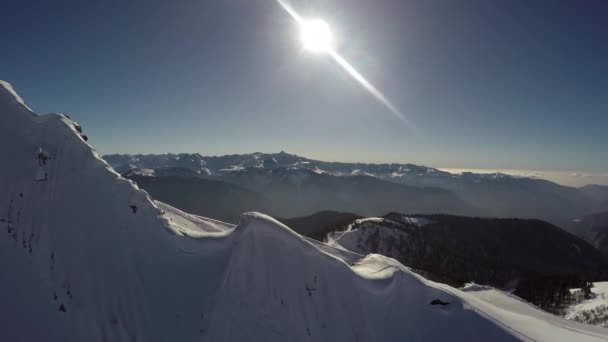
[1,81,606,341]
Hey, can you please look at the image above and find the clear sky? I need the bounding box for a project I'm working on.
[1,0,607,174]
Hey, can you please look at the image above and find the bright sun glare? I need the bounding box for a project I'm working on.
[277,0,412,128]
[300,19,333,53]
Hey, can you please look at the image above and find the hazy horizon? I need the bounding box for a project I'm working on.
[438,168,608,188]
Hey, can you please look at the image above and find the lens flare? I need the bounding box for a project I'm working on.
[300,19,333,53]
[276,0,414,128]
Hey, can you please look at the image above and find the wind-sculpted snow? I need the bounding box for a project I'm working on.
[1,81,607,341]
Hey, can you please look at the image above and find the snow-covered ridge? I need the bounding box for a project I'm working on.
[1,81,607,341]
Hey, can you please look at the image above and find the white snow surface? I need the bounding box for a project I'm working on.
[124,167,156,177]
[1,80,607,341]
[566,282,608,327]
[460,284,608,340]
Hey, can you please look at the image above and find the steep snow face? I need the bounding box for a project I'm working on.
[1,81,607,341]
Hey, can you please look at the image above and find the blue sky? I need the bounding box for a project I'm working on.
[1,0,607,173]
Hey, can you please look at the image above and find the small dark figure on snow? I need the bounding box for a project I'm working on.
[430,299,450,306]
[37,148,49,166]
[582,281,594,300]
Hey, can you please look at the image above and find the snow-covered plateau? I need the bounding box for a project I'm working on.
[1,80,607,341]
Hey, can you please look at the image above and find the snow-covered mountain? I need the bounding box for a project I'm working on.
[3,80,608,341]
[104,151,449,179]
[104,152,603,227]
[113,163,467,222]
[108,153,211,175]
[325,213,607,313]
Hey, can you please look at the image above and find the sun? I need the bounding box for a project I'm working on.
[299,18,333,53]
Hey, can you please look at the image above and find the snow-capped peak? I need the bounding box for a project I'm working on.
[0,80,33,113]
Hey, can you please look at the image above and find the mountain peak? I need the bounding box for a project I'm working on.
[0,80,33,114]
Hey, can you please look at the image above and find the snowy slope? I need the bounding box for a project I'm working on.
[1,81,607,341]
[566,282,608,327]
[460,284,608,340]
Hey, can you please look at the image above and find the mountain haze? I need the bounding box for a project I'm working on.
[105,153,606,228]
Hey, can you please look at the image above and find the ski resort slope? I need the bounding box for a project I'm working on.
[0,80,606,342]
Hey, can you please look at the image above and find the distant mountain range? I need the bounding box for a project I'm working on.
[104,152,608,228]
